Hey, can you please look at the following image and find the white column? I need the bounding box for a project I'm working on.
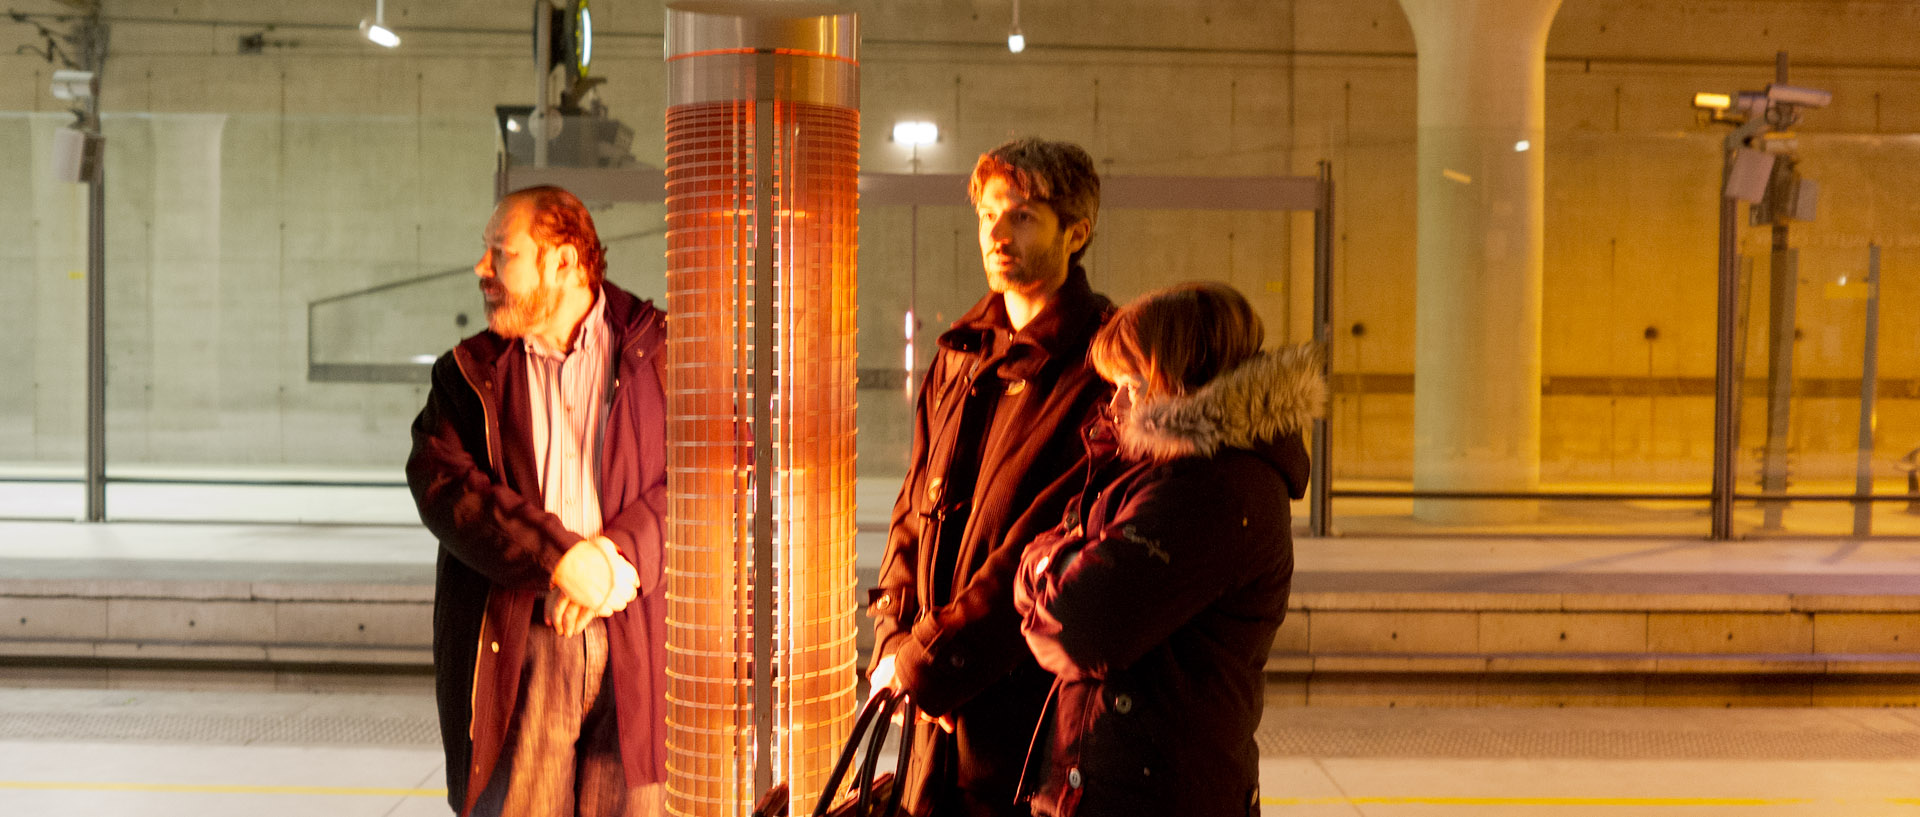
[1399,0,1560,523]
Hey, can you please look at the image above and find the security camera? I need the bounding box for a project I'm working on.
[49,69,96,102]
[1766,84,1831,108]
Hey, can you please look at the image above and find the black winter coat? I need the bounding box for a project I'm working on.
[870,267,1113,815]
[1014,346,1323,817]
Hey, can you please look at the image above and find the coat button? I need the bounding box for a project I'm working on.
[1113,694,1133,714]
[927,477,943,502]
[1007,380,1026,396]
[1068,768,1082,789]
[949,654,966,668]
[490,641,500,653]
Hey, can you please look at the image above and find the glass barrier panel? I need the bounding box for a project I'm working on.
[0,113,92,519]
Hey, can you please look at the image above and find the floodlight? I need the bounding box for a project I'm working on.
[360,0,400,48]
[892,121,938,146]
[361,21,400,47]
[1008,0,1025,52]
[49,69,96,102]
[1693,92,1732,111]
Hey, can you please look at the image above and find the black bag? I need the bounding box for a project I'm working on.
[753,687,918,817]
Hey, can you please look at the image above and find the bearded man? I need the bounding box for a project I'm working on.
[868,138,1115,816]
[408,185,667,817]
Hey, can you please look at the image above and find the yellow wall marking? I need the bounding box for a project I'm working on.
[0,780,445,797]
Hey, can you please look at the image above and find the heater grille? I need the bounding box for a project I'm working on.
[664,96,860,817]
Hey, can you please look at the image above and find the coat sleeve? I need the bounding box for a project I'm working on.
[1019,462,1270,681]
[406,353,579,592]
[599,334,669,600]
[890,379,1109,716]
[891,455,1085,716]
[867,353,944,674]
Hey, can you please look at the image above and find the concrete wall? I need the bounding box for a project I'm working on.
[2,0,1918,488]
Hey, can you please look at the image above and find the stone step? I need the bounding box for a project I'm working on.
[0,575,433,671]
[1264,585,1920,706]
[6,567,1916,705]
[1273,586,1920,662]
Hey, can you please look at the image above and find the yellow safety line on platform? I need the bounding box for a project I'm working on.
[1262,795,1826,807]
[0,780,445,797]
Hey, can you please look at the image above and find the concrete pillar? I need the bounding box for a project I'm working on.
[1399,0,1560,523]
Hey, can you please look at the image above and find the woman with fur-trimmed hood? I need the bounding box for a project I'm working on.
[1013,282,1323,817]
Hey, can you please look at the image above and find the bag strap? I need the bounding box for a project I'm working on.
[849,690,916,817]
[812,688,920,817]
[874,692,916,817]
[813,687,899,817]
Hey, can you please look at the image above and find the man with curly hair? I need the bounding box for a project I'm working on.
[868,139,1115,816]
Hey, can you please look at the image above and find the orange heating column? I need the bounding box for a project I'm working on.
[662,4,858,816]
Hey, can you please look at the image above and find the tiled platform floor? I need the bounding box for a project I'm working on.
[2,687,1918,816]
[3,482,1918,813]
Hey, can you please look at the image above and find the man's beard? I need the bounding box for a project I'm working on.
[483,281,560,338]
[986,237,1068,294]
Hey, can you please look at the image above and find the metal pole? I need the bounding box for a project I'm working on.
[1710,166,1739,540]
[532,0,550,168]
[1309,161,1333,537]
[907,202,917,400]
[1853,244,1882,536]
[750,58,777,802]
[84,121,106,522]
[82,11,108,523]
[1758,51,1795,529]
[907,144,918,401]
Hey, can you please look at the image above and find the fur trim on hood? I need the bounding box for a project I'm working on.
[1117,344,1325,462]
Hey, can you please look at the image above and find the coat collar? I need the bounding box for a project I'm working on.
[937,266,1110,378]
[1115,343,1325,464]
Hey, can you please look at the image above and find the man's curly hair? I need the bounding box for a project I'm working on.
[968,138,1101,267]
[507,185,607,288]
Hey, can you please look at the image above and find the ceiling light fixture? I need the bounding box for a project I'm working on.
[891,120,938,146]
[1008,0,1025,53]
[359,0,401,48]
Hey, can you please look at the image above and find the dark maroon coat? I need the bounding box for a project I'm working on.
[870,267,1113,815]
[1014,347,1322,817]
[406,283,668,816]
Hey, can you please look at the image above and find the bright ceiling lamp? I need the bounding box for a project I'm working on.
[891,120,938,146]
[360,0,401,48]
[1007,0,1025,52]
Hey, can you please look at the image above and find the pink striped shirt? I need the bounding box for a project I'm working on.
[524,292,610,539]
